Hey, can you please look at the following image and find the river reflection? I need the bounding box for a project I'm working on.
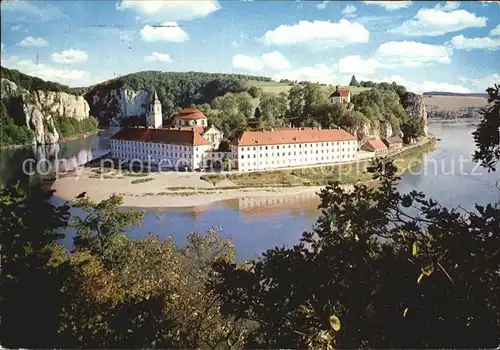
[0,130,114,188]
[4,123,499,261]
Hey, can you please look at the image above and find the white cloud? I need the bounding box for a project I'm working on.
[363,1,412,10]
[260,20,369,48]
[435,1,460,11]
[316,1,328,10]
[390,8,487,36]
[232,51,291,72]
[232,54,264,72]
[117,0,220,21]
[342,5,357,15]
[272,64,335,83]
[261,51,292,70]
[144,52,173,63]
[458,74,500,92]
[140,22,189,42]
[375,41,453,66]
[384,75,471,94]
[50,49,88,64]
[481,0,500,5]
[1,0,68,22]
[17,36,49,47]
[491,24,500,36]
[338,55,380,75]
[9,59,89,86]
[451,35,500,51]
[10,24,22,31]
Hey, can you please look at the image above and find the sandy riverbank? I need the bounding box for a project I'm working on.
[51,167,332,208]
[51,137,432,208]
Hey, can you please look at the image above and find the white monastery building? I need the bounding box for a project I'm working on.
[230,128,358,172]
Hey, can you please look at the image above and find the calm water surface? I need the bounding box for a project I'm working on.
[2,124,498,261]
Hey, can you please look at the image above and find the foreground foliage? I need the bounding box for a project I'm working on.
[0,86,498,348]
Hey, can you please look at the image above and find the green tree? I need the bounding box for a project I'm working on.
[473,84,500,170]
[0,186,70,348]
[213,88,500,349]
[248,86,263,99]
[287,84,305,125]
[72,194,144,262]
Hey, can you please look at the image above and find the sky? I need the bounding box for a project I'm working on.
[1,0,499,93]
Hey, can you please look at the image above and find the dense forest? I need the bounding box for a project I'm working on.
[1,85,498,349]
[189,80,422,141]
[0,66,83,94]
[0,65,423,144]
[0,100,34,146]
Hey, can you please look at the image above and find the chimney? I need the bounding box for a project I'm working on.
[271,128,274,132]
[318,126,321,130]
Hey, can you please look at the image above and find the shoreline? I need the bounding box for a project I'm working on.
[0,129,100,150]
[51,137,433,209]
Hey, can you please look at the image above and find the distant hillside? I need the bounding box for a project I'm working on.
[423,91,488,98]
[248,80,372,96]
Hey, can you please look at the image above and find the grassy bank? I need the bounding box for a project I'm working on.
[202,138,436,187]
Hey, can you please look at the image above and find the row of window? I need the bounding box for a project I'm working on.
[238,141,356,152]
[240,154,354,168]
[240,149,355,159]
[113,151,195,159]
[112,141,193,151]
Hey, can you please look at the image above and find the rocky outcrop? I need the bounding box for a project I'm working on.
[87,86,149,125]
[349,92,428,142]
[349,121,396,144]
[1,78,91,144]
[405,92,428,136]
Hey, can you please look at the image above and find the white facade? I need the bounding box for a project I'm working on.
[147,92,163,129]
[202,126,223,150]
[110,138,212,170]
[232,140,358,172]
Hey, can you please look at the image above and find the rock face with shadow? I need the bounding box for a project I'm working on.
[405,92,428,136]
[1,78,91,144]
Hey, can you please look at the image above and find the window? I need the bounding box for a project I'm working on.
[265,146,268,150]
[241,155,244,159]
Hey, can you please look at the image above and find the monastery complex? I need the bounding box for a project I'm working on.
[110,88,403,172]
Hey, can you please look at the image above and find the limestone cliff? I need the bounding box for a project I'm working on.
[405,92,428,136]
[348,121,396,144]
[348,92,428,142]
[86,83,149,125]
[1,78,91,144]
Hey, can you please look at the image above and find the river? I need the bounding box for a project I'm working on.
[1,123,499,261]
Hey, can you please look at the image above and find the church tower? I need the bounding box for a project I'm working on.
[147,90,162,128]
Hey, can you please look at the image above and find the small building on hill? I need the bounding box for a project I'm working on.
[329,86,351,104]
[361,139,388,156]
[383,136,403,152]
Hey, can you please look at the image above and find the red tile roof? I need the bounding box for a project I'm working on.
[330,88,350,98]
[232,128,357,146]
[383,136,403,145]
[173,107,207,120]
[361,139,387,151]
[163,126,205,134]
[110,127,211,146]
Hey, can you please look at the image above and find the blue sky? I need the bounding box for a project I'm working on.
[1,0,499,93]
